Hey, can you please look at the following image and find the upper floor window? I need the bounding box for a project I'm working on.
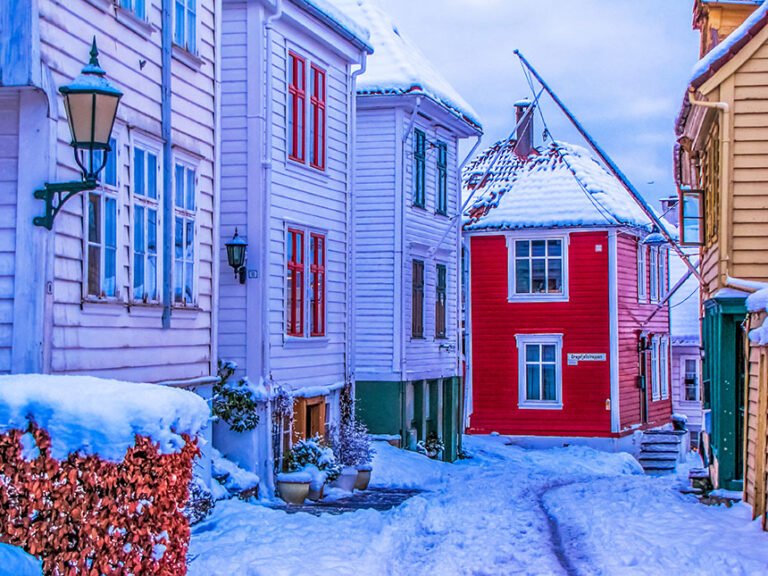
[173,161,196,305]
[86,137,119,299]
[680,188,703,246]
[120,0,146,20]
[288,52,307,164]
[412,259,424,338]
[413,129,426,208]
[436,141,447,215]
[174,0,197,53]
[286,226,326,338]
[516,334,563,409]
[649,247,659,303]
[132,142,161,303]
[683,357,700,401]
[509,237,567,301]
[637,243,647,302]
[435,264,447,339]
[309,65,326,170]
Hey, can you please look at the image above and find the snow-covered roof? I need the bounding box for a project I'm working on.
[292,0,373,53]
[669,251,701,345]
[329,0,481,130]
[0,375,210,461]
[690,0,768,88]
[463,140,653,232]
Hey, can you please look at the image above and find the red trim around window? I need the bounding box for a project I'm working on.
[288,52,306,163]
[310,233,326,336]
[287,228,305,336]
[310,65,326,170]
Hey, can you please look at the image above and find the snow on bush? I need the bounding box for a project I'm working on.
[0,543,42,576]
[286,436,341,482]
[329,383,374,467]
[0,374,209,461]
[0,374,210,575]
[211,447,260,499]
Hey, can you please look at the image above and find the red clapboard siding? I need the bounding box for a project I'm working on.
[468,231,613,437]
[616,232,672,431]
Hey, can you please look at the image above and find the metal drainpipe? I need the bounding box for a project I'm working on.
[399,96,422,378]
[687,88,732,289]
[212,0,222,377]
[347,55,367,398]
[262,0,283,497]
[161,0,173,328]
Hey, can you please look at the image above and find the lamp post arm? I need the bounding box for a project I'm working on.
[33,179,98,230]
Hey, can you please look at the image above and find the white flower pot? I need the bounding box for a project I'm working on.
[277,472,312,505]
[332,466,358,492]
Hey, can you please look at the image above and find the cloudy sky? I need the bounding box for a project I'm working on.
[379,0,701,206]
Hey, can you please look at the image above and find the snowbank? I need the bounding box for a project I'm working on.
[747,287,768,345]
[211,447,260,498]
[0,374,210,461]
[369,439,448,489]
[0,543,42,576]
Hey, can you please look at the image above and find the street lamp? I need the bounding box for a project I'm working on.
[225,229,248,284]
[34,38,123,230]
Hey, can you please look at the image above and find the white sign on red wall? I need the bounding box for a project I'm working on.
[567,353,606,366]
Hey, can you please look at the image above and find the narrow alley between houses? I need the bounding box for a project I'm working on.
[188,436,768,576]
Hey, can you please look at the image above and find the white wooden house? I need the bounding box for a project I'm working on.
[0,0,217,386]
[216,0,371,485]
[331,0,482,461]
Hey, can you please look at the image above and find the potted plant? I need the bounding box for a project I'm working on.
[417,432,445,459]
[283,435,341,502]
[276,470,312,505]
[330,384,375,491]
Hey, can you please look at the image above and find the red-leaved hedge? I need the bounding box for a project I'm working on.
[0,424,198,575]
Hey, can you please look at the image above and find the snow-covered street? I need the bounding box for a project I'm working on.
[188,437,768,575]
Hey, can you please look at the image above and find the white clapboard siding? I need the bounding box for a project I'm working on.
[37,0,216,381]
[0,92,19,374]
[353,106,398,375]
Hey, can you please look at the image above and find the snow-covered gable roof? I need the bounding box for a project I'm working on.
[690,0,768,88]
[463,141,653,232]
[328,0,481,130]
[669,251,701,345]
[293,0,373,53]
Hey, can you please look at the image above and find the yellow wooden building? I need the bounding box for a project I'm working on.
[676,0,768,527]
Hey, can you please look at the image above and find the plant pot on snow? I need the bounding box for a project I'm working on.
[277,471,311,505]
[331,466,358,492]
[354,465,372,490]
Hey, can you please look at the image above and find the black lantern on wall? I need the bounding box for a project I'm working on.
[34,38,123,229]
[225,229,248,284]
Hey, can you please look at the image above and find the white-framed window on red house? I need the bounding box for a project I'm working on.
[286,228,305,337]
[309,65,326,170]
[310,233,326,336]
[288,51,306,164]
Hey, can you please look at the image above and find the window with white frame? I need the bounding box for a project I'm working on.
[637,243,647,302]
[683,357,700,401]
[86,136,119,299]
[650,336,660,401]
[120,0,146,19]
[649,247,659,303]
[286,225,326,338]
[516,334,563,409]
[174,0,197,53]
[658,248,668,300]
[660,336,670,400]
[173,160,197,305]
[510,237,567,300]
[132,141,161,303]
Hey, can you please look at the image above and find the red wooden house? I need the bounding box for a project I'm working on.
[462,103,673,449]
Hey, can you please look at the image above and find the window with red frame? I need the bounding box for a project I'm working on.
[288,52,306,163]
[310,233,326,336]
[286,228,305,336]
[310,65,326,170]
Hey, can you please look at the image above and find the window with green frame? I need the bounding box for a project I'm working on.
[413,129,426,208]
[436,141,447,214]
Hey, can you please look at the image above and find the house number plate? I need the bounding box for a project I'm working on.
[567,353,606,365]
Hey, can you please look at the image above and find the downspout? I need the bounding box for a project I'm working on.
[347,55,367,397]
[461,236,473,429]
[262,0,283,496]
[608,229,620,433]
[687,88,732,289]
[161,0,173,328]
[212,0,222,376]
[398,96,423,379]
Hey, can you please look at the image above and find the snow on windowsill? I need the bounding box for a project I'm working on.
[0,374,210,461]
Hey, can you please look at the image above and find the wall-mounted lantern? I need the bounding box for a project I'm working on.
[642,226,668,247]
[34,38,123,230]
[225,228,248,284]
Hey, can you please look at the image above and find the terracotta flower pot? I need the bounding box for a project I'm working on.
[354,466,372,490]
[308,481,325,501]
[332,466,358,492]
[277,472,311,505]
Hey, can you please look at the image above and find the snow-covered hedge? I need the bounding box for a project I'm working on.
[0,375,210,575]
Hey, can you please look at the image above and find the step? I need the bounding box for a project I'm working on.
[641,433,682,444]
[643,429,686,436]
[640,444,680,453]
[639,453,678,462]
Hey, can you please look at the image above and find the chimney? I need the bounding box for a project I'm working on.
[514,99,534,158]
